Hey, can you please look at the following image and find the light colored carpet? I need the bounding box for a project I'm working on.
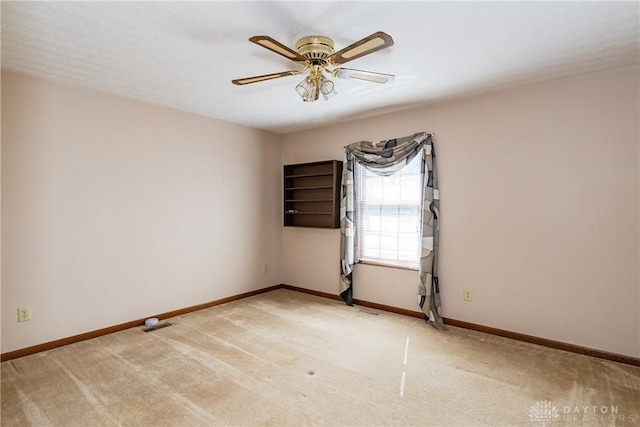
[1,289,639,426]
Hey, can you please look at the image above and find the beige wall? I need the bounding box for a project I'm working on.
[281,65,640,358]
[3,65,638,359]
[1,71,283,353]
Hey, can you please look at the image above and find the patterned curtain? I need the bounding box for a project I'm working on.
[339,132,444,329]
[339,152,356,305]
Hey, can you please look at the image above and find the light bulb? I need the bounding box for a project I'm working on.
[295,77,317,102]
[318,75,337,101]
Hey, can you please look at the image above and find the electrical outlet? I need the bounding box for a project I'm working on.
[18,306,31,322]
[262,263,269,274]
[463,288,473,302]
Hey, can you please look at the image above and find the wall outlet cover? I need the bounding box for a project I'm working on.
[18,306,32,322]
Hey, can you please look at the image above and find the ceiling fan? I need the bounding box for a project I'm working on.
[231,31,395,102]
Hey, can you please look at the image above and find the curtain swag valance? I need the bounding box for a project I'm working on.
[344,132,431,177]
[339,131,445,329]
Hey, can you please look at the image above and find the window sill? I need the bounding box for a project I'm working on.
[357,260,419,272]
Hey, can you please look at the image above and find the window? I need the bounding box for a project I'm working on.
[354,152,423,269]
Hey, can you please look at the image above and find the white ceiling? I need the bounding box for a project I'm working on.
[2,1,638,134]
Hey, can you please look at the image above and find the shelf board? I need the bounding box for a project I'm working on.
[285,199,333,202]
[284,186,333,190]
[284,212,333,215]
[284,172,333,179]
[284,224,335,228]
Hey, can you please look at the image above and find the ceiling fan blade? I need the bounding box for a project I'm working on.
[232,70,302,86]
[328,31,394,65]
[332,68,395,84]
[249,35,308,63]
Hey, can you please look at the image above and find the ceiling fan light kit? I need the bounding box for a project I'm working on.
[232,31,395,102]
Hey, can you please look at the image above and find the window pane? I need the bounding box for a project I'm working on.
[398,233,419,260]
[380,206,399,233]
[379,234,398,260]
[366,176,382,200]
[400,175,420,202]
[361,232,380,258]
[398,206,419,233]
[364,206,381,232]
[384,176,401,201]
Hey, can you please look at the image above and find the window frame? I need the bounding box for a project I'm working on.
[354,151,424,271]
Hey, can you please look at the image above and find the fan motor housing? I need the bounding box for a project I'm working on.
[296,36,335,64]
